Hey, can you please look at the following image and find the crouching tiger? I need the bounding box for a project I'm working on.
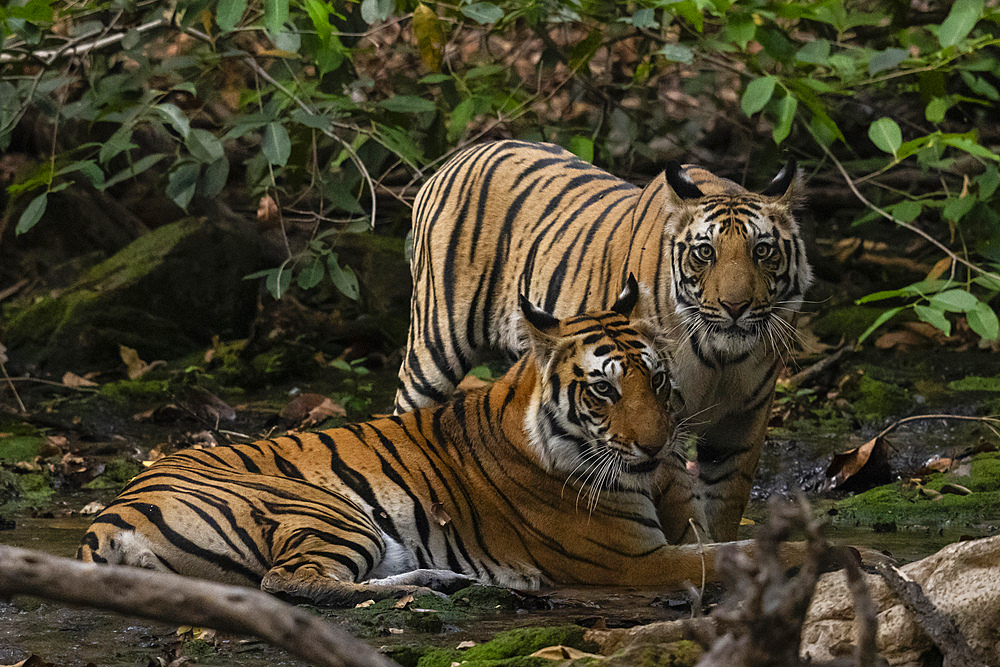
[78,278,799,606]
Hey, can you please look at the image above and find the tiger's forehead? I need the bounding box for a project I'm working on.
[557,313,659,374]
[688,195,777,238]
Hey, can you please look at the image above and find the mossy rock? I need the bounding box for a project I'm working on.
[844,374,911,422]
[84,457,143,490]
[834,451,1000,527]
[0,434,46,462]
[0,470,55,513]
[416,625,597,667]
[4,217,263,373]
[603,640,704,666]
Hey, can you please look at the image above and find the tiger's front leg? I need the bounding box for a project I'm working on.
[690,397,772,542]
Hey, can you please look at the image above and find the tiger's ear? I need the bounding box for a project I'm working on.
[611,274,640,318]
[519,295,560,354]
[760,158,800,202]
[664,162,705,201]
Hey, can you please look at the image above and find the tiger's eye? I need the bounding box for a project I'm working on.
[694,244,715,261]
[652,371,669,394]
[591,381,614,397]
[754,242,774,260]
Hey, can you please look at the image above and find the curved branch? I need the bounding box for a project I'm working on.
[0,545,397,667]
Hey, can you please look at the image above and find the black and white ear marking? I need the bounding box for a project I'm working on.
[760,158,797,197]
[611,274,640,317]
[519,294,560,333]
[664,162,705,200]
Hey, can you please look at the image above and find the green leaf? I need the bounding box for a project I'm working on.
[741,76,776,116]
[99,127,137,164]
[942,195,976,222]
[16,192,47,235]
[977,165,999,198]
[658,43,694,64]
[772,93,797,145]
[199,157,229,197]
[57,160,105,189]
[626,8,658,29]
[925,96,954,124]
[461,2,503,24]
[327,254,360,300]
[725,12,755,49]
[154,103,190,139]
[264,0,289,35]
[967,301,999,341]
[567,136,594,163]
[304,0,332,44]
[868,117,901,156]
[186,128,224,163]
[216,0,247,32]
[101,154,167,190]
[929,289,979,312]
[166,162,201,211]
[324,180,365,214]
[448,96,479,142]
[938,0,984,47]
[858,306,903,342]
[857,289,906,304]
[297,256,326,290]
[914,305,951,336]
[262,123,291,167]
[867,47,907,75]
[795,39,830,65]
[941,136,1000,162]
[266,265,292,299]
[361,0,394,24]
[890,200,922,223]
[466,64,504,79]
[379,96,436,113]
[419,73,451,84]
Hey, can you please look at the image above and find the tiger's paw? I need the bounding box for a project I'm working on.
[368,569,478,594]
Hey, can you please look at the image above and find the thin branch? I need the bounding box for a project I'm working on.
[0,17,169,64]
[874,413,1000,442]
[0,358,27,413]
[0,545,397,667]
[813,136,1000,284]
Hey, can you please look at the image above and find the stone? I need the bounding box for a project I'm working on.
[800,536,1000,666]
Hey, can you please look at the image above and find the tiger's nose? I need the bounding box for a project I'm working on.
[721,300,750,320]
[635,440,664,458]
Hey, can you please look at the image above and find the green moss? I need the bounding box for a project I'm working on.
[98,379,170,403]
[848,375,911,422]
[451,585,523,611]
[12,472,55,505]
[810,305,886,342]
[84,458,143,490]
[416,625,596,667]
[948,375,1000,392]
[834,452,1000,527]
[0,435,46,462]
[604,641,703,667]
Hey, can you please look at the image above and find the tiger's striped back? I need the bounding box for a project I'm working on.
[79,285,727,605]
[396,140,812,542]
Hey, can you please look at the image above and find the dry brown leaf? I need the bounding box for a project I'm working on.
[824,436,892,492]
[925,256,953,281]
[874,330,928,350]
[921,456,953,474]
[80,501,106,515]
[119,345,164,380]
[529,645,602,660]
[413,3,446,71]
[256,195,279,230]
[456,640,477,649]
[394,594,415,609]
[940,483,972,496]
[62,371,98,388]
[388,627,404,634]
[60,452,86,475]
[355,599,376,608]
[430,502,451,527]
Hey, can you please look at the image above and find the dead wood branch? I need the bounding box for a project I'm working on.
[0,545,397,667]
[783,345,854,389]
[695,497,879,667]
[877,563,988,667]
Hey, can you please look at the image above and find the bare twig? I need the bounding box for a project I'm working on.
[877,562,988,667]
[0,358,28,413]
[813,137,1000,284]
[874,414,1000,442]
[782,345,854,389]
[0,545,397,667]
[0,17,169,64]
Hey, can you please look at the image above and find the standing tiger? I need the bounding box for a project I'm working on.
[80,281,773,605]
[396,140,813,542]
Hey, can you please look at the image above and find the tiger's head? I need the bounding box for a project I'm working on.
[518,276,674,500]
[664,160,814,358]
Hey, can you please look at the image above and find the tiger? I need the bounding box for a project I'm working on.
[77,280,790,606]
[395,140,813,542]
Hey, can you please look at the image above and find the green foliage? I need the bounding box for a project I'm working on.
[2,0,998,338]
